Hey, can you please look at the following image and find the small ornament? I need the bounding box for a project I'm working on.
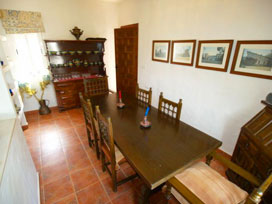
[140,106,151,128]
[117,91,125,108]
[83,60,88,67]
[70,26,83,40]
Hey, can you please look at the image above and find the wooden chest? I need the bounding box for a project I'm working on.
[226,101,272,203]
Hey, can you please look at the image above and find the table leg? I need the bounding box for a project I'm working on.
[138,183,151,204]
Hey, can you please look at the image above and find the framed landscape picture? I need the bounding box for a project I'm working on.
[230,41,272,80]
[196,40,233,72]
[152,40,170,63]
[171,40,196,66]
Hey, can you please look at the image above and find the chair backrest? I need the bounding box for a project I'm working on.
[135,83,152,106]
[95,106,116,166]
[79,92,94,129]
[158,92,182,120]
[83,76,109,97]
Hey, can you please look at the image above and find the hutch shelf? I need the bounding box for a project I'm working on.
[45,38,107,111]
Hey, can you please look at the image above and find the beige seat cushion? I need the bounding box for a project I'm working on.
[171,162,248,204]
[115,145,124,163]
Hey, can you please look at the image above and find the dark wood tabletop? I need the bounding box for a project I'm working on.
[90,93,222,190]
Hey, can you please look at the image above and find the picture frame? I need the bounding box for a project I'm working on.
[170,40,196,66]
[152,40,171,63]
[196,40,233,72]
[230,40,272,80]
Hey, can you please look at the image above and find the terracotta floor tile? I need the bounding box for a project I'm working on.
[67,154,92,173]
[168,197,180,204]
[71,167,99,191]
[59,128,81,147]
[63,144,86,158]
[101,170,132,200]
[76,181,110,204]
[58,128,77,138]
[44,176,74,204]
[39,114,54,121]
[86,149,99,164]
[92,160,110,181]
[26,135,40,149]
[24,128,40,138]
[71,118,85,126]
[25,111,39,118]
[41,149,66,168]
[42,160,69,185]
[61,135,81,147]
[54,193,78,204]
[121,164,136,178]
[40,186,45,204]
[30,147,41,159]
[81,139,92,150]
[51,109,69,119]
[55,118,73,130]
[111,189,138,204]
[26,116,39,124]
[28,121,40,130]
[33,156,42,171]
[74,125,88,139]
[40,120,56,130]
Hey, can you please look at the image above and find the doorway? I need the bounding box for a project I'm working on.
[114,23,138,95]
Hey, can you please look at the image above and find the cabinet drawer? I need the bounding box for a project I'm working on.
[55,82,75,90]
[60,97,77,107]
[56,89,75,95]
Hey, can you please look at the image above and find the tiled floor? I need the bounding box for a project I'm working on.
[24,107,228,204]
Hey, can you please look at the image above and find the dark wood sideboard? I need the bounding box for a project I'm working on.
[226,101,272,203]
[45,39,107,111]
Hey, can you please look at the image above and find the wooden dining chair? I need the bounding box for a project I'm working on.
[79,92,100,159]
[158,92,182,120]
[83,76,109,97]
[95,106,138,192]
[136,83,152,106]
[165,151,272,204]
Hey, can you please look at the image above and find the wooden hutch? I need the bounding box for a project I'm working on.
[45,38,107,111]
[226,100,272,203]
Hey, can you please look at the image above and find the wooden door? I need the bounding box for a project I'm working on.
[114,24,138,95]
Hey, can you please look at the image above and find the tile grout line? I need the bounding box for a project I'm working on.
[61,112,81,204]
[72,113,113,204]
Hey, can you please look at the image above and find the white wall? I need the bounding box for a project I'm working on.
[118,0,272,154]
[0,0,119,111]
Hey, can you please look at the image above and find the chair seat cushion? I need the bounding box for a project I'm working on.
[115,145,124,163]
[172,162,248,204]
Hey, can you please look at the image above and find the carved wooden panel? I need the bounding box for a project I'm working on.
[114,24,138,95]
[227,104,272,203]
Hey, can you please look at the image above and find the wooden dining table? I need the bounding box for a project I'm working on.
[90,93,222,203]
